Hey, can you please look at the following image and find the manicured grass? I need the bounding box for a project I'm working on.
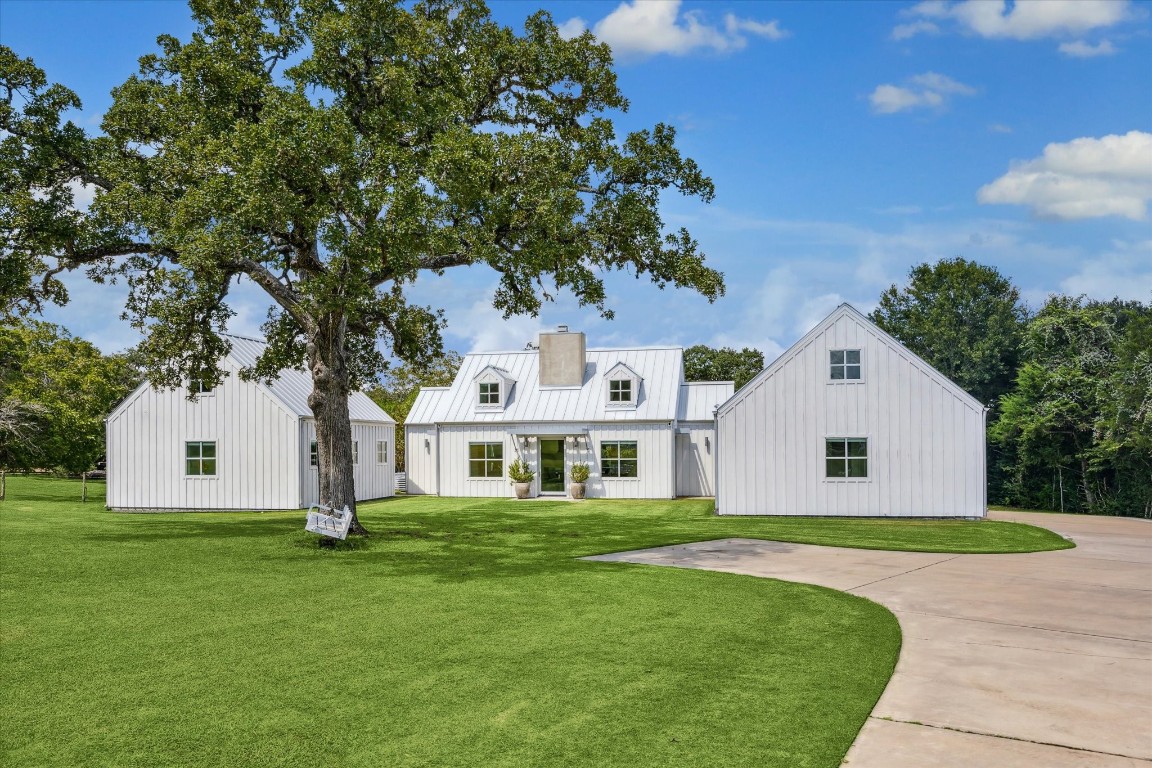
[1,477,1068,768]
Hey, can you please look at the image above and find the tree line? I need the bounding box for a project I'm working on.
[872,258,1150,518]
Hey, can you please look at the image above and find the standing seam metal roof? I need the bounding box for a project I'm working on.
[225,335,394,423]
[407,346,695,424]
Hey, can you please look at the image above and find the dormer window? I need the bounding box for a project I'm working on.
[608,379,632,403]
[473,365,512,411]
[478,381,500,405]
[603,361,641,409]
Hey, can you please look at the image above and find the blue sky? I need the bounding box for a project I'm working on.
[2,0,1150,360]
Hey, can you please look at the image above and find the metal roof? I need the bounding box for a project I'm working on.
[407,346,691,424]
[225,335,394,423]
[678,382,735,421]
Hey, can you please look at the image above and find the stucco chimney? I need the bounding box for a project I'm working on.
[538,327,585,386]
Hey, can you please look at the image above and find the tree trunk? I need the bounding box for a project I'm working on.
[307,316,367,536]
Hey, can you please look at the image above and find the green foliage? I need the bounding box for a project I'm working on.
[0,319,139,472]
[2,2,723,516]
[992,296,1151,517]
[367,351,462,470]
[870,257,1027,407]
[570,462,590,483]
[507,458,534,483]
[682,344,764,389]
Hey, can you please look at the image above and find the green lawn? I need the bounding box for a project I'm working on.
[1,477,1069,768]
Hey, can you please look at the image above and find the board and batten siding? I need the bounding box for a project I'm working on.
[423,422,675,498]
[675,423,716,497]
[106,359,300,510]
[716,306,986,517]
[404,425,439,495]
[298,421,395,506]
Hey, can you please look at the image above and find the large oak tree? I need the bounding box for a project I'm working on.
[1,0,723,532]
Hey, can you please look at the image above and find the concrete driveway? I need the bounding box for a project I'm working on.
[585,511,1152,767]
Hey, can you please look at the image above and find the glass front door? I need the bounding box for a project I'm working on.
[539,439,565,493]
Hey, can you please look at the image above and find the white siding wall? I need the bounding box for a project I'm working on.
[106,360,299,510]
[716,313,985,517]
[404,425,439,495]
[431,422,675,499]
[298,420,395,506]
[676,423,717,497]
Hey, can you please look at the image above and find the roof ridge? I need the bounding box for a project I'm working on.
[223,332,267,343]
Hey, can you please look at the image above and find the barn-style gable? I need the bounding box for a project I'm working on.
[715,304,986,517]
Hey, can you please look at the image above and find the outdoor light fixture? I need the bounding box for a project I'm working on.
[705,436,711,450]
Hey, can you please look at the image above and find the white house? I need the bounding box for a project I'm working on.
[405,327,733,499]
[715,304,987,517]
[106,335,395,510]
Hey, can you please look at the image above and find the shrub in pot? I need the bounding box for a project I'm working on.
[508,459,535,499]
[569,462,590,500]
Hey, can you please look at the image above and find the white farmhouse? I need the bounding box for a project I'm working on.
[405,327,733,499]
[106,335,395,510]
[715,304,987,517]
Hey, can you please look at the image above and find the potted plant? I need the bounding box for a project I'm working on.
[508,459,535,499]
[569,462,590,500]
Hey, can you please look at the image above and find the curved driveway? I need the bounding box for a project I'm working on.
[585,511,1152,767]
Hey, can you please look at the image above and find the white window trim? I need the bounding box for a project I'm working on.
[184,440,219,479]
[376,440,388,465]
[607,378,634,404]
[309,440,318,468]
[352,441,359,465]
[467,441,504,479]
[827,349,864,384]
[822,435,871,483]
[599,440,640,480]
[189,379,216,397]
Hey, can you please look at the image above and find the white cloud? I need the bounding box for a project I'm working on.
[988,123,1013,134]
[891,19,940,40]
[67,180,97,212]
[556,17,587,40]
[870,72,976,114]
[1058,39,1118,57]
[578,0,789,60]
[1059,239,1152,300]
[978,131,1152,220]
[897,0,1134,40]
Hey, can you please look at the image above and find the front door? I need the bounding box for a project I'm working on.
[539,439,565,493]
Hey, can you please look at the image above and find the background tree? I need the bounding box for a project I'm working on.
[0,0,723,533]
[683,345,764,390]
[367,351,462,471]
[870,257,1027,407]
[992,297,1151,516]
[0,320,139,473]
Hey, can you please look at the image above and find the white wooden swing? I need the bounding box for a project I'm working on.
[305,503,354,540]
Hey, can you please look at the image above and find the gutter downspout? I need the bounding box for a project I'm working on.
[712,405,721,515]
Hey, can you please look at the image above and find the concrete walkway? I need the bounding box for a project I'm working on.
[585,511,1152,766]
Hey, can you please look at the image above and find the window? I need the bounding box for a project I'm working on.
[352,441,359,465]
[186,441,217,476]
[608,379,632,403]
[830,350,861,381]
[601,441,638,478]
[468,442,503,478]
[377,440,388,465]
[478,381,500,405]
[310,441,318,467]
[189,379,214,395]
[826,438,868,478]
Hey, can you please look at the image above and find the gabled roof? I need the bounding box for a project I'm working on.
[472,364,514,383]
[407,346,685,424]
[224,335,394,423]
[603,361,642,380]
[678,382,735,421]
[717,303,985,417]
